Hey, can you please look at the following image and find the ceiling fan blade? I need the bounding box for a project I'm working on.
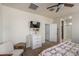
[49,8,54,11]
[47,4,58,9]
[56,7,60,12]
[64,3,74,7]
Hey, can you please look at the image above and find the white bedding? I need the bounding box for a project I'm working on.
[39,41,79,56]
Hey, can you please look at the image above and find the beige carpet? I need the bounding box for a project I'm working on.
[23,41,58,56]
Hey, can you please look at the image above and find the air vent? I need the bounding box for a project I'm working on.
[29,3,38,10]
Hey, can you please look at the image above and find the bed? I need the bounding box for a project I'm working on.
[39,41,79,56]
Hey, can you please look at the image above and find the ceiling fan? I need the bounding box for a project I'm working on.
[47,3,74,12]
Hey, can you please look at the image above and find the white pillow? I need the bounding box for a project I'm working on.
[0,41,14,54]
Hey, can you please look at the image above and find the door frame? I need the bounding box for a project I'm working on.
[60,19,64,42]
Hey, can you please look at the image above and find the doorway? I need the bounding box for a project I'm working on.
[64,18,72,41]
[45,24,57,42]
[60,18,72,42]
[45,24,50,42]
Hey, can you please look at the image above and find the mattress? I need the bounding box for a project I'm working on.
[39,41,79,56]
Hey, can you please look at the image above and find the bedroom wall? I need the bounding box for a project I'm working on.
[0,4,3,43]
[1,5,53,47]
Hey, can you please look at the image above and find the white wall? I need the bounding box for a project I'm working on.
[0,4,3,43]
[1,5,53,47]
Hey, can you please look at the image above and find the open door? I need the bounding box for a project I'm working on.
[60,18,72,42]
[45,24,50,41]
[61,20,64,42]
[64,19,72,41]
[45,24,57,42]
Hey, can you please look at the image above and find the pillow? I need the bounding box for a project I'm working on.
[0,40,14,54]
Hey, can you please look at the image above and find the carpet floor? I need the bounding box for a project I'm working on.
[23,41,58,56]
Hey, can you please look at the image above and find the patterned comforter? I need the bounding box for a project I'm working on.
[39,41,79,56]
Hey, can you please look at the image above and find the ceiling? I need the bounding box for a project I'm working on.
[2,3,79,19]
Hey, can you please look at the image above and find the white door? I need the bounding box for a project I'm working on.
[50,24,57,42]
